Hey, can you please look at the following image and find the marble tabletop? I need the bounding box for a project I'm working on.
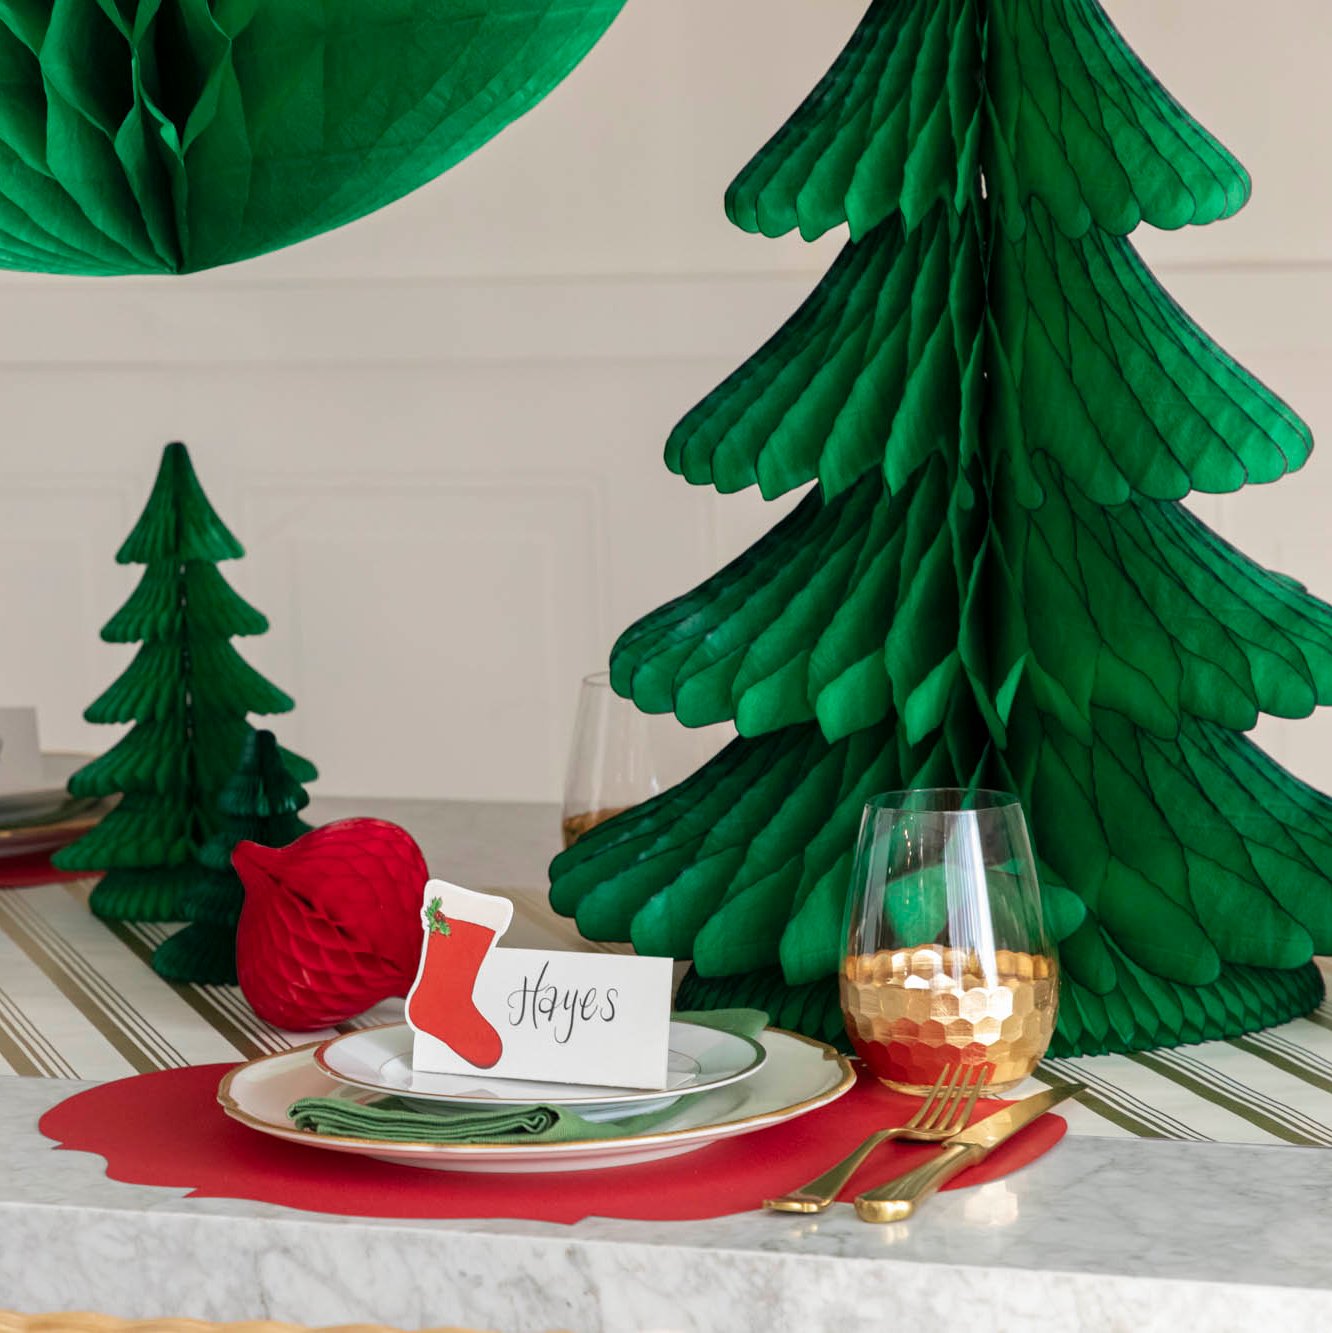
[4,800,1332,1333]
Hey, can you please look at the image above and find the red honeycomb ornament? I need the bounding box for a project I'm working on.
[233,818,427,1031]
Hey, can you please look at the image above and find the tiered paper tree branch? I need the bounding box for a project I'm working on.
[550,0,1332,1055]
[0,0,625,275]
[152,729,313,986]
[53,443,316,923]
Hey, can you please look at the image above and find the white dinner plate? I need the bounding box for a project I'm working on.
[314,1019,767,1121]
[218,1028,853,1173]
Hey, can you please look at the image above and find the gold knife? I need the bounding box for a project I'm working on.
[853,1082,1083,1223]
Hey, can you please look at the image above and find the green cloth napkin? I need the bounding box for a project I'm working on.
[669,1007,768,1041]
[289,1008,768,1145]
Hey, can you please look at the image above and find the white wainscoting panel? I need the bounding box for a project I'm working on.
[0,477,138,752]
[236,473,606,801]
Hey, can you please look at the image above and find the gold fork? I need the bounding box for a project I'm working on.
[764,1064,990,1214]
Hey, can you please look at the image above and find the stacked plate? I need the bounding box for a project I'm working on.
[0,753,112,860]
[218,1019,855,1173]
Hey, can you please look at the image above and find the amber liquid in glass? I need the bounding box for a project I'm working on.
[841,945,1058,1095]
[561,806,630,849]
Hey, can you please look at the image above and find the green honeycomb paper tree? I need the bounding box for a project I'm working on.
[152,729,313,986]
[549,0,1332,1056]
[54,443,316,923]
[0,0,626,276]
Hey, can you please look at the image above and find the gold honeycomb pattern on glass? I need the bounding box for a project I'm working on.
[841,946,1058,1095]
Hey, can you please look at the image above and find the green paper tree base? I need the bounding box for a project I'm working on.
[88,866,199,924]
[152,921,242,987]
[676,960,1326,1060]
[549,0,1332,1055]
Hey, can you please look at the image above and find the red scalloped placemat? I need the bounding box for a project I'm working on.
[39,1062,1066,1223]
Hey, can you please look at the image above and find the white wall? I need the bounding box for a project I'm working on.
[0,1,1328,802]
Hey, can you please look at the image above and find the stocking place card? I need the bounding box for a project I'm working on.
[405,882,674,1090]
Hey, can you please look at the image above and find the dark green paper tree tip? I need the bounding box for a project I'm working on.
[549,0,1331,1056]
[55,444,316,926]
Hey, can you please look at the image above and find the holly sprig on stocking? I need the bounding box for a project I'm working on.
[424,896,452,936]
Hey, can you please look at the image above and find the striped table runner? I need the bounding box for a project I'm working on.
[1030,1009,1332,1145]
[6,880,1332,1147]
[0,882,399,1079]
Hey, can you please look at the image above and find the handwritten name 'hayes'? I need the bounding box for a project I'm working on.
[506,962,619,1044]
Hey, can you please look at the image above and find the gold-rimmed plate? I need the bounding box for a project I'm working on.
[314,1019,767,1122]
[0,799,112,858]
[218,1028,853,1174]
[0,752,114,859]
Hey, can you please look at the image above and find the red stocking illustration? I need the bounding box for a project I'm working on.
[406,882,513,1069]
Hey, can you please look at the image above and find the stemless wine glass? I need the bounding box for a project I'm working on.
[561,672,726,848]
[840,789,1058,1096]
[562,672,656,848]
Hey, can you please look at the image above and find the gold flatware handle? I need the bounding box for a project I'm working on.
[853,1142,986,1223]
[763,1128,896,1213]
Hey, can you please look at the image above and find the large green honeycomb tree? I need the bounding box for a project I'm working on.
[550,0,1332,1055]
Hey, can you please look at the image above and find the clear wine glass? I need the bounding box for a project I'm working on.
[561,672,725,848]
[840,788,1058,1096]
